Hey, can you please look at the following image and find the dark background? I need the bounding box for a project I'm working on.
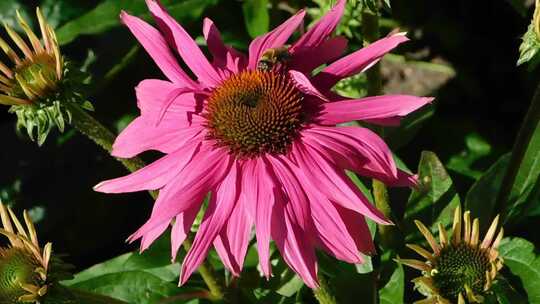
[0,0,536,273]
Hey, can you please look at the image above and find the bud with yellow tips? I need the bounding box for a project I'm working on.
[0,8,91,145]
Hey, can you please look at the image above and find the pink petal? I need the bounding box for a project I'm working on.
[140,222,169,252]
[317,95,433,125]
[203,18,247,73]
[267,156,312,232]
[289,36,348,74]
[146,0,223,87]
[313,32,409,90]
[304,126,398,178]
[290,0,345,51]
[171,205,200,260]
[180,162,240,285]
[248,10,306,69]
[135,79,204,123]
[271,199,319,288]
[213,193,253,276]
[94,141,200,193]
[289,70,329,101]
[292,142,390,225]
[242,158,279,278]
[120,11,197,88]
[302,180,363,263]
[111,116,204,158]
[128,145,232,243]
[335,204,376,255]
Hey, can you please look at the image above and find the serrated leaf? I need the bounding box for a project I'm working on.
[498,237,540,304]
[242,0,270,38]
[57,0,218,45]
[379,263,404,304]
[404,151,460,242]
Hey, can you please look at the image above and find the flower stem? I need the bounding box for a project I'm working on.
[64,102,225,299]
[361,2,399,251]
[64,102,147,173]
[313,276,338,304]
[182,237,225,301]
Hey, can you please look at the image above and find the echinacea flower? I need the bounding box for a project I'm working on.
[0,202,52,303]
[0,8,91,145]
[398,206,504,304]
[95,0,432,287]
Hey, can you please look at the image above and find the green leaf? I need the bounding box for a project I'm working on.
[490,276,528,304]
[498,237,540,304]
[57,0,218,45]
[464,153,510,230]
[379,263,404,304]
[242,0,270,39]
[498,84,540,223]
[447,133,492,180]
[403,151,461,242]
[40,0,91,28]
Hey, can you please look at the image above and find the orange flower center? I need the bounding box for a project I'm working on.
[206,70,303,157]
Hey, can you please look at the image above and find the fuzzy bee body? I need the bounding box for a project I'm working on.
[257,46,291,71]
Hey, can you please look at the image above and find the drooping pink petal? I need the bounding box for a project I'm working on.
[180,162,240,285]
[271,199,319,288]
[290,0,345,51]
[213,192,253,276]
[292,142,390,224]
[304,126,398,178]
[94,141,200,193]
[111,116,204,158]
[300,177,363,263]
[140,222,169,252]
[203,18,247,73]
[289,36,348,74]
[317,95,433,125]
[248,10,306,69]
[242,158,279,278]
[313,32,409,90]
[146,0,223,87]
[335,204,376,255]
[267,156,312,232]
[128,145,232,242]
[171,205,200,260]
[289,70,328,101]
[120,11,197,88]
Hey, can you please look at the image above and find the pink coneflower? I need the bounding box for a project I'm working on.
[95,0,432,287]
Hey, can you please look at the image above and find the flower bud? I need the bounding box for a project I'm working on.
[0,8,91,145]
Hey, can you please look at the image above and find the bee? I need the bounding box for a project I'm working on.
[257,46,291,71]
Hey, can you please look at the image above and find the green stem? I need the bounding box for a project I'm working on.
[313,276,338,304]
[65,102,225,298]
[183,237,225,301]
[65,102,147,174]
[361,2,398,251]
[495,81,540,221]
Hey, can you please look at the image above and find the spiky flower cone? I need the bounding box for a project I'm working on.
[399,206,504,304]
[0,8,91,145]
[0,202,52,303]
